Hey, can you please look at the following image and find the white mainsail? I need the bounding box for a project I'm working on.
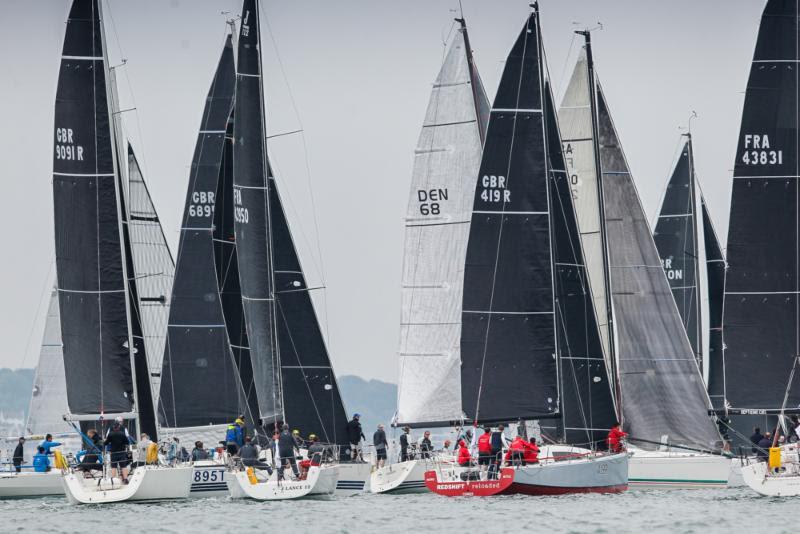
[558,48,613,370]
[395,25,488,426]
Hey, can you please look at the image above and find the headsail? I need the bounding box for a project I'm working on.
[160,35,243,431]
[722,0,800,413]
[126,146,174,400]
[53,0,135,418]
[702,199,725,410]
[653,139,702,365]
[395,20,489,427]
[597,86,720,449]
[26,290,71,436]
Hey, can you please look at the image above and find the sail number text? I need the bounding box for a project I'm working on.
[479,175,510,203]
[55,127,84,161]
[189,191,215,218]
[417,188,447,215]
[660,258,683,281]
[233,188,249,224]
[741,134,782,166]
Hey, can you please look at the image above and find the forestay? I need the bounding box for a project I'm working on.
[395,22,489,427]
[722,0,800,413]
[597,86,720,449]
[160,35,246,431]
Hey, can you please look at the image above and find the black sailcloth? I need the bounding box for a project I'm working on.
[653,139,701,364]
[270,172,348,445]
[545,82,616,446]
[53,0,133,416]
[234,0,282,425]
[460,12,559,423]
[214,111,260,426]
[160,36,242,428]
[702,199,726,410]
[723,0,800,412]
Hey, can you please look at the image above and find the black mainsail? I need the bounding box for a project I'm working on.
[721,0,800,415]
[653,139,702,365]
[233,0,348,442]
[159,35,244,432]
[460,7,616,441]
[53,0,136,421]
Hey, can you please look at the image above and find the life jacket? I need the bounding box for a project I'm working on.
[478,433,492,453]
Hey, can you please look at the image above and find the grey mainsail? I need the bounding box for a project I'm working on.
[395,19,489,428]
[26,290,71,437]
[597,86,720,449]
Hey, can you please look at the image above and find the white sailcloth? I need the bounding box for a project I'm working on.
[126,150,175,398]
[558,49,613,369]
[395,28,488,426]
[26,290,71,436]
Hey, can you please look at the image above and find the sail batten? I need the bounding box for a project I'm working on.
[396,23,489,427]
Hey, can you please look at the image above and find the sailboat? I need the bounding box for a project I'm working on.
[558,32,729,489]
[653,135,726,396]
[0,291,70,498]
[159,31,241,499]
[720,0,800,497]
[425,4,627,497]
[224,0,355,500]
[371,15,489,496]
[52,0,190,504]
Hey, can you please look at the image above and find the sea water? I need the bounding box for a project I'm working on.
[0,487,789,533]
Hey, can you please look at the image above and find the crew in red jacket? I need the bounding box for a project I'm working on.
[506,436,527,466]
[457,440,472,467]
[477,427,492,474]
[523,437,539,464]
[607,422,628,453]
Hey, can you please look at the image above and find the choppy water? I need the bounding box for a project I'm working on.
[0,487,793,533]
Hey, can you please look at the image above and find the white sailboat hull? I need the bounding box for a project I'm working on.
[335,462,371,495]
[741,460,800,496]
[370,459,428,494]
[62,466,192,504]
[227,465,338,500]
[628,449,731,489]
[189,460,228,498]
[0,471,64,498]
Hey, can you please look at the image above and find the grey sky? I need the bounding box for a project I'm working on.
[0,1,763,382]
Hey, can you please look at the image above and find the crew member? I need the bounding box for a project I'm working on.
[523,437,539,464]
[277,424,300,479]
[346,414,365,460]
[225,418,245,456]
[192,441,209,461]
[400,426,411,462]
[507,434,528,466]
[750,427,764,455]
[240,436,272,474]
[39,434,61,456]
[419,431,433,459]
[76,429,103,474]
[105,422,131,484]
[607,422,628,453]
[32,446,50,473]
[489,426,505,479]
[12,437,24,473]
[457,440,472,467]
[373,424,388,468]
[477,427,492,476]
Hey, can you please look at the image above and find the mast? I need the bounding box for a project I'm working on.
[686,133,703,368]
[575,29,619,409]
[455,16,487,145]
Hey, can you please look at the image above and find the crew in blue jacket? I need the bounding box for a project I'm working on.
[39,434,62,455]
[32,446,50,472]
[225,418,245,455]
